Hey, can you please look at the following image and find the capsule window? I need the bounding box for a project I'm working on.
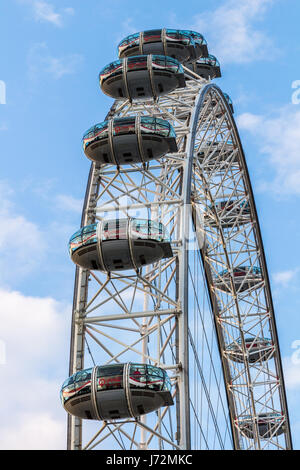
[96,365,124,391]
[102,219,127,240]
[143,30,161,42]
[113,118,135,135]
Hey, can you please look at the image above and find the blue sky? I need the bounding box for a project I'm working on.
[0,0,300,449]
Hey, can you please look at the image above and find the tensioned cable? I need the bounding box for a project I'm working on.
[188,260,232,434]
[188,327,225,449]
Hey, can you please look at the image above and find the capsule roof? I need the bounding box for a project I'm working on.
[83,116,176,147]
[197,54,220,67]
[118,29,199,62]
[69,218,171,252]
[99,55,184,78]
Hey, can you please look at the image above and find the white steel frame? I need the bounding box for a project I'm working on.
[66,73,292,450]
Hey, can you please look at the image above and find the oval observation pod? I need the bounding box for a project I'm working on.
[118,29,197,63]
[215,266,262,293]
[99,55,186,101]
[69,218,173,272]
[185,54,221,80]
[83,116,178,165]
[238,413,285,440]
[197,140,237,165]
[181,30,208,58]
[226,337,275,363]
[61,363,174,420]
[205,200,251,228]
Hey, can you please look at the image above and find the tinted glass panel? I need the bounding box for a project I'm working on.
[102,219,128,240]
[119,33,139,47]
[165,29,192,45]
[143,30,162,43]
[182,30,205,45]
[96,364,124,391]
[129,364,171,392]
[69,224,97,255]
[152,55,182,73]
[113,117,136,135]
[99,60,123,82]
[131,219,168,242]
[127,56,148,71]
[140,117,172,137]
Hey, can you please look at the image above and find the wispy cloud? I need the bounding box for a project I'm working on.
[18,0,74,27]
[272,268,299,287]
[33,1,63,26]
[191,0,277,64]
[27,43,83,81]
[0,181,46,283]
[55,194,83,214]
[237,106,300,195]
[283,356,300,390]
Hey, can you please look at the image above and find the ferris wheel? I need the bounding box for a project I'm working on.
[62,28,293,451]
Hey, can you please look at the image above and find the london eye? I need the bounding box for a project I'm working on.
[62,28,292,451]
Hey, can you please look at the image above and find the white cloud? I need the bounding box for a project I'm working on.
[0,182,46,283]
[283,356,300,390]
[55,194,83,213]
[0,287,70,449]
[0,411,66,450]
[237,106,300,195]
[272,269,299,287]
[33,1,63,26]
[45,54,83,79]
[191,0,276,64]
[18,1,75,27]
[28,43,83,81]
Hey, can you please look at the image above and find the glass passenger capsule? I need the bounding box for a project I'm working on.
[61,363,174,420]
[226,337,275,363]
[215,266,262,293]
[99,55,186,100]
[238,413,285,440]
[118,29,197,63]
[69,218,173,272]
[197,140,236,164]
[83,116,178,165]
[210,93,234,118]
[181,30,208,58]
[205,200,250,228]
[185,54,221,80]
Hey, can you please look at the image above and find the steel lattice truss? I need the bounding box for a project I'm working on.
[67,74,292,450]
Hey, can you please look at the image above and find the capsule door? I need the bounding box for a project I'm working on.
[100,219,133,271]
[94,365,129,420]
